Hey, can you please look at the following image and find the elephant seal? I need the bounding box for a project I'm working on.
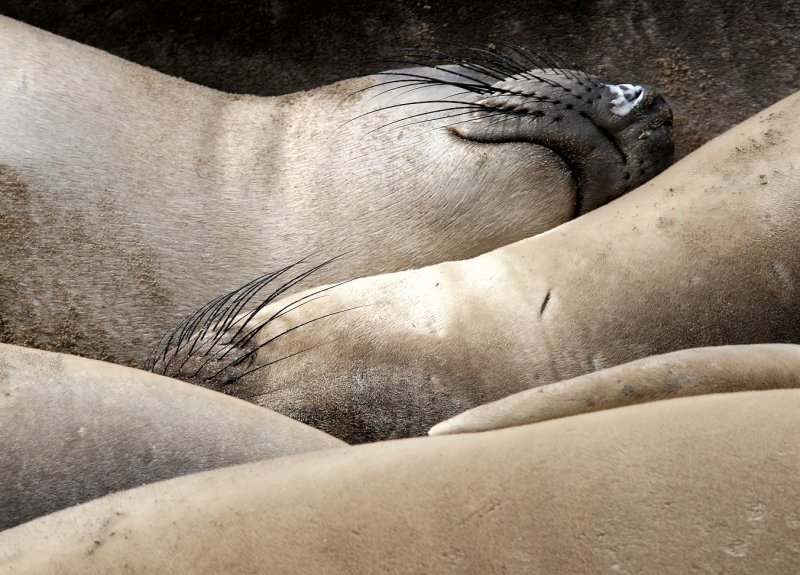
[2,390,799,573]
[152,88,799,443]
[430,344,800,435]
[0,17,673,367]
[0,343,345,531]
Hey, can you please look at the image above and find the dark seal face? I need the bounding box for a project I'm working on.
[367,46,673,216]
[451,72,674,214]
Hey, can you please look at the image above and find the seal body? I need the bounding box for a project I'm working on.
[0,17,673,367]
[2,390,799,573]
[0,343,345,531]
[155,89,799,443]
[429,344,800,435]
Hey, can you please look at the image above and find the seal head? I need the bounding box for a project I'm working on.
[366,45,673,215]
[447,71,673,214]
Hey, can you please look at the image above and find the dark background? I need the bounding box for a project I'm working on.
[1,0,798,159]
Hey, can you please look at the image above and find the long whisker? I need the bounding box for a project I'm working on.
[361,104,492,135]
[166,262,304,376]
[150,256,346,378]
[215,341,327,388]
[337,43,594,137]
[211,305,367,383]
[182,271,346,379]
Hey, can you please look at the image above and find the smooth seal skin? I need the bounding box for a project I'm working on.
[0,17,673,367]
[1,391,799,573]
[154,89,799,443]
[430,344,800,435]
[0,343,345,531]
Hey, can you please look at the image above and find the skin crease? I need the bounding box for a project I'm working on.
[0,16,672,367]
[429,344,800,435]
[165,89,800,444]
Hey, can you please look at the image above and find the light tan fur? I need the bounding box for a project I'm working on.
[0,17,580,366]
[0,343,345,531]
[2,390,799,573]
[430,344,800,434]
[183,89,800,442]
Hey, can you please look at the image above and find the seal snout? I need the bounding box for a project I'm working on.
[412,55,675,216]
[619,90,674,187]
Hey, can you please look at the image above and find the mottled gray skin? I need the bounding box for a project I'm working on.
[154,90,799,444]
[0,16,672,368]
[0,343,345,531]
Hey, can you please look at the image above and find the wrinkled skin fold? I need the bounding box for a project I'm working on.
[430,344,800,435]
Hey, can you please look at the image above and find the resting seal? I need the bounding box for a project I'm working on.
[0,16,672,367]
[153,89,799,443]
[2,391,799,573]
[0,343,345,531]
[430,344,800,435]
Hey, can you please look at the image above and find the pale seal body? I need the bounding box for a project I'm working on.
[0,343,344,531]
[0,16,672,367]
[155,89,798,443]
[1,390,799,573]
